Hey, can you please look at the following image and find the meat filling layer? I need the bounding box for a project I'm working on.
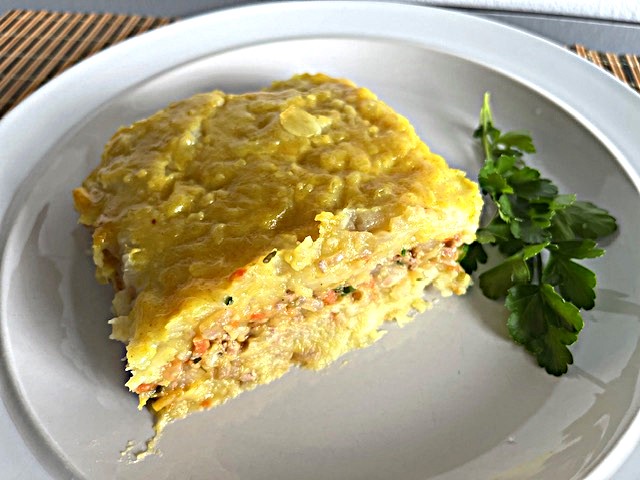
[133,238,467,419]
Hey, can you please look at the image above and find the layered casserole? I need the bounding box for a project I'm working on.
[73,73,482,434]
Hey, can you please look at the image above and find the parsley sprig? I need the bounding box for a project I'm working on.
[459,93,617,375]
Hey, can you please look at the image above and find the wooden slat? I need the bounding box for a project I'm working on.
[625,53,640,92]
[0,9,23,34]
[588,49,605,69]
[605,52,626,82]
[573,43,640,93]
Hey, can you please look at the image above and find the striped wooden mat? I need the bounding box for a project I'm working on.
[570,44,640,91]
[0,9,172,117]
[1,9,639,117]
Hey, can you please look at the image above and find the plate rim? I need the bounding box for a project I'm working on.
[1,2,639,479]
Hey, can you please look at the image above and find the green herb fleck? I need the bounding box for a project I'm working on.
[401,248,407,256]
[459,93,617,375]
[334,285,356,296]
[262,250,277,263]
[224,296,234,306]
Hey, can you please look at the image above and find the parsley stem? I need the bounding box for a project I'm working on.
[535,254,543,285]
[480,92,494,163]
[482,133,493,163]
[526,254,543,286]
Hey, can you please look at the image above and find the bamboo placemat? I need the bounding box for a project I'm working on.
[1,9,639,117]
[0,10,172,117]
[570,44,640,92]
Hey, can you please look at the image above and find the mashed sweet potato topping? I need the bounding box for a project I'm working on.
[73,73,482,437]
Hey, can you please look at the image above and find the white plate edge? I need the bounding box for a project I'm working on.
[0,2,639,479]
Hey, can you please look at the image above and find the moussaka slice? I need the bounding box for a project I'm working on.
[73,73,482,433]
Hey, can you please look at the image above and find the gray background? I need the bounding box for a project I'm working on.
[1,0,640,52]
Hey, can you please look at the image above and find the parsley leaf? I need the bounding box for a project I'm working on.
[506,284,582,375]
[542,255,597,310]
[542,240,605,310]
[478,243,547,299]
[496,131,536,154]
[507,167,557,200]
[458,242,487,274]
[462,93,617,375]
[334,285,356,296]
[477,219,512,245]
[548,239,605,259]
[549,201,618,241]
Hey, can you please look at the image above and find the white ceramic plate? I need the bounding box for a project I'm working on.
[1,2,640,479]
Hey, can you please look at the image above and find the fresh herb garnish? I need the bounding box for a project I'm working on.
[224,296,234,306]
[334,285,356,296]
[459,93,617,375]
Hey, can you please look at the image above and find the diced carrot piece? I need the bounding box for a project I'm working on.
[250,312,266,321]
[192,336,210,356]
[163,358,184,381]
[135,383,156,394]
[229,268,247,281]
[322,289,338,305]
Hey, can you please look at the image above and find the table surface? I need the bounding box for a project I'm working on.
[0,2,639,479]
[1,0,640,52]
